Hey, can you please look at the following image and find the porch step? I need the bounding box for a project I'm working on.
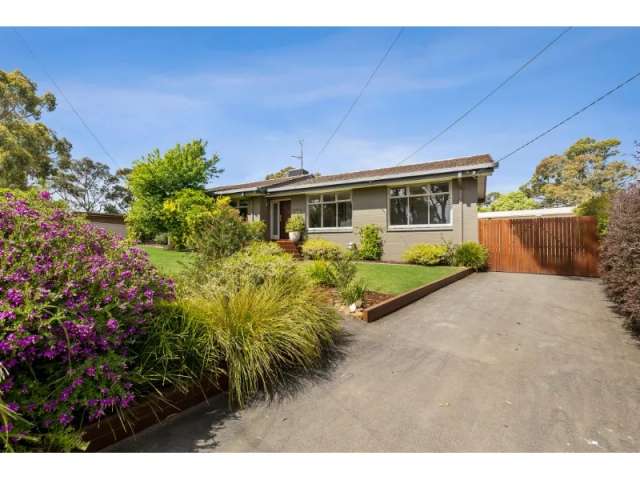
[275,240,302,258]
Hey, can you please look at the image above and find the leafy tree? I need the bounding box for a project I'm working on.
[0,69,71,188]
[576,193,610,237]
[162,188,214,250]
[126,140,222,240]
[480,191,538,212]
[49,157,131,213]
[522,137,637,207]
[265,166,295,180]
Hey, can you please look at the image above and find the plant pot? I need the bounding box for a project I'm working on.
[289,231,301,243]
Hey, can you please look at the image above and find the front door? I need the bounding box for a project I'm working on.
[278,200,291,240]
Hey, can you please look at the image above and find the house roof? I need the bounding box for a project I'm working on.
[210,154,496,195]
[268,154,496,193]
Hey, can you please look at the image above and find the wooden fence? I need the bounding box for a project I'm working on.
[478,216,599,277]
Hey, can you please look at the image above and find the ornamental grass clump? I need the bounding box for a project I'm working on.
[0,190,174,452]
[178,241,341,407]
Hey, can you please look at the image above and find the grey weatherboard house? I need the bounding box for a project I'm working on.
[208,154,497,261]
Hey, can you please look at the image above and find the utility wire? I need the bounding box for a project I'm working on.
[315,27,405,162]
[397,27,573,165]
[12,28,117,164]
[498,70,640,163]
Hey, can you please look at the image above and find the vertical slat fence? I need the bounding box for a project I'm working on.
[478,216,599,277]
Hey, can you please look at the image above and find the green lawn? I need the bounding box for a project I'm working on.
[140,245,194,276]
[141,245,463,295]
[355,262,463,295]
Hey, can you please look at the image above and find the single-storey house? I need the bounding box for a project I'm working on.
[208,154,497,261]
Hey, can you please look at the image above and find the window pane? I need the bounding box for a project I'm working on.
[409,185,429,195]
[322,203,336,227]
[390,187,406,197]
[238,207,248,221]
[309,204,321,228]
[308,195,321,204]
[409,196,429,225]
[390,198,407,225]
[338,202,352,227]
[337,191,351,201]
[429,195,451,224]
[430,182,449,194]
[322,193,335,202]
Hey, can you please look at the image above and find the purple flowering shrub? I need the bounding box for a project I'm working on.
[0,190,174,451]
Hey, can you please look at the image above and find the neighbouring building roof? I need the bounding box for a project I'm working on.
[209,154,496,195]
[478,206,576,219]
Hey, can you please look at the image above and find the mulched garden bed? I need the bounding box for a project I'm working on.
[317,286,395,319]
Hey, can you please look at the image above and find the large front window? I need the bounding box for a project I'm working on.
[389,182,451,227]
[308,191,352,229]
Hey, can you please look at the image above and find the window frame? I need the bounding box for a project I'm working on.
[306,190,353,232]
[230,198,249,220]
[387,180,454,230]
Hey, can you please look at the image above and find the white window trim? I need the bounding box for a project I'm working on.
[306,191,353,232]
[387,180,454,231]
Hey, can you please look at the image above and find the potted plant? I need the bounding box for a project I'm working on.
[285,214,305,243]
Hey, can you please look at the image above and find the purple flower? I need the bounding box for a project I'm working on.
[6,288,24,307]
[0,310,16,322]
[58,412,73,426]
[38,191,52,201]
[85,366,96,377]
[106,318,118,332]
[0,423,13,433]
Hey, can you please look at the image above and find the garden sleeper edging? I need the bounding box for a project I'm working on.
[362,268,473,322]
[83,378,226,452]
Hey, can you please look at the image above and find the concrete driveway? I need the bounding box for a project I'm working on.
[109,273,640,452]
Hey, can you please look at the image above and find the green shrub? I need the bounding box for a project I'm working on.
[163,188,215,250]
[576,194,610,237]
[339,280,367,306]
[305,259,337,287]
[246,219,267,241]
[154,231,169,245]
[301,238,346,260]
[285,214,305,233]
[185,197,257,266]
[403,243,449,265]
[177,249,340,406]
[357,224,383,260]
[453,241,489,270]
[196,242,298,295]
[330,254,357,290]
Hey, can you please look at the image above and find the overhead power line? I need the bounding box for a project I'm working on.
[12,28,117,164]
[397,27,573,165]
[315,27,405,162]
[498,70,640,163]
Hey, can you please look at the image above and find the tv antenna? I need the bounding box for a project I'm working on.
[290,139,304,170]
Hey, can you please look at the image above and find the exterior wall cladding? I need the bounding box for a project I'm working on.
[245,177,480,262]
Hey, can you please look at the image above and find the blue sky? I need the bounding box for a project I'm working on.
[2,27,639,192]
